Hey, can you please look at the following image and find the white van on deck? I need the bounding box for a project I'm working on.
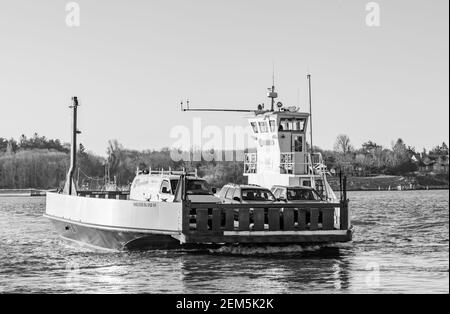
[129,170,220,203]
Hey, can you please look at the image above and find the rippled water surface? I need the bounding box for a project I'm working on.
[0,191,448,293]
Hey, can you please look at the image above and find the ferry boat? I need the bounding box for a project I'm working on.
[45,78,353,250]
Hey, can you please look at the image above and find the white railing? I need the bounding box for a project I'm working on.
[308,153,331,175]
[280,152,326,175]
[244,153,257,174]
[280,152,295,174]
[244,152,328,176]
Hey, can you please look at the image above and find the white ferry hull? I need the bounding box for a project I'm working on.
[45,215,182,250]
[45,192,184,250]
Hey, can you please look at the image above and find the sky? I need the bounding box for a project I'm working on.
[0,0,448,156]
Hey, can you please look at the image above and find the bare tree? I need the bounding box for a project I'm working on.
[334,134,353,154]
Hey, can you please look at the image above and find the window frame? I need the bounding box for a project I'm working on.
[293,135,303,152]
[279,118,306,132]
[250,122,259,133]
[273,188,281,198]
[218,186,229,198]
[269,120,276,132]
[160,180,171,194]
[225,187,236,199]
[278,188,287,199]
[232,188,241,199]
[258,121,269,133]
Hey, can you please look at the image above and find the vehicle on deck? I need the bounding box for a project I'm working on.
[270,185,323,202]
[130,170,219,203]
[217,184,278,224]
[218,184,277,204]
[271,185,327,225]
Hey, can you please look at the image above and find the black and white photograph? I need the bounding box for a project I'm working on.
[0,0,448,299]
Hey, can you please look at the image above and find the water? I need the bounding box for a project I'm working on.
[0,191,448,293]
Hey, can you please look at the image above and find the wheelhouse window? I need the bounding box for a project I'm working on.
[294,135,303,152]
[279,118,306,132]
[279,119,288,131]
[258,121,268,133]
[269,120,276,132]
[250,122,259,133]
[295,119,305,131]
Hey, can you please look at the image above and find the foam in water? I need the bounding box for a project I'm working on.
[208,244,323,255]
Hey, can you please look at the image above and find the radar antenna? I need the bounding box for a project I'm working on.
[267,63,278,112]
[182,73,280,113]
[180,101,258,113]
[180,98,267,113]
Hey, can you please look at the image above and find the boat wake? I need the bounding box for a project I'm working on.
[208,244,326,255]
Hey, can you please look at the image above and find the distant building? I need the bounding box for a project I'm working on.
[415,153,449,174]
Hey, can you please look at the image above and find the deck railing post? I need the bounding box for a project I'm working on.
[283,207,295,231]
[327,208,336,230]
[238,208,250,231]
[339,200,350,230]
[196,208,208,231]
[297,208,306,230]
[268,208,280,231]
[211,208,221,232]
[309,208,319,230]
[182,200,191,232]
[253,208,265,231]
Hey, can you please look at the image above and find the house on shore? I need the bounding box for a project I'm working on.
[414,153,449,174]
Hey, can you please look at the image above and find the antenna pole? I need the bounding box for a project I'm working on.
[271,86,275,112]
[271,64,275,111]
[307,74,313,153]
[267,65,277,112]
[64,97,81,195]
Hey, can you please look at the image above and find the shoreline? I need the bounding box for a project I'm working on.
[0,189,52,197]
[344,187,449,192]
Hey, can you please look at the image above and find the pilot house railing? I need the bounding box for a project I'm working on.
[244,153,257,174]
[241,152,325,175]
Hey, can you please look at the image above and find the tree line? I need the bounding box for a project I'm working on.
[0,133,448,189]
[322,135,448,176]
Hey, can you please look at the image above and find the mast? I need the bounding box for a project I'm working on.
[64,96,81,195]
[268,65,277,112]
[307,74,313,153]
